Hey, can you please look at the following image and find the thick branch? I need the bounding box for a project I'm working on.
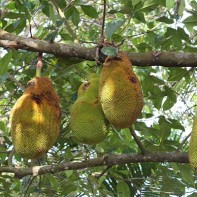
[0,29,197,67]
[0,152,188,179]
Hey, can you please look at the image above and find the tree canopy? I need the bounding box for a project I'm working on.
[0,0,196,196]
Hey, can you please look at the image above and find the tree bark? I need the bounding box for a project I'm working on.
[0,29,197,67]
[0,152,188,179]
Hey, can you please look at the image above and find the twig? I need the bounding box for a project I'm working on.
[129,127,148,155]
[96,165,112,180]
[8,148,15,167]
[23,176,37,196]
[101,0,107,42]
[174,0,181,18]
[29,25,33,38]
[178,132,191,151]
[8,74,25,91]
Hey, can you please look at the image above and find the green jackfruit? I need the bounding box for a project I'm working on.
[189,115,197,172]
[99,52,144,129]
[70,74,109,145]
[10,77,61,159]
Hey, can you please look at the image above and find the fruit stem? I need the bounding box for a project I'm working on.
[36,53,43,77]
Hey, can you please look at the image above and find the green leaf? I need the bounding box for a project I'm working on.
[44,30,58,41]
[0,52,12,76]
[3,12,25,19]
[64,5,74,18]
[80,5,98,18]
[165,28,182,48]
[136,0,160,12]
[176,164,194,185]
[134,12,146,23]
[182,16,197,25]
[162,86,177,111]
[156,16,174,24]
[0,121,6,132]
[136,43,152,51]
[14,18,26,34]
[166,0,174,9]
[42,2,51,18]
[132,0,142,7]
[71,7,80,26]
[105,18,126,40]
[162,94,176,111]
[169,119,185,131]
[147,32,157,47]
[168,68,188,81]
[42,3,56,23]
[48,3,56,24]
[158,116,171,139]
[101,46,117,57]
[177,27,190,42]
[191,0,197,11]
[60,32,73,41]
[135,122,149,133]
[116,181,130,196]
[178,0,185,16]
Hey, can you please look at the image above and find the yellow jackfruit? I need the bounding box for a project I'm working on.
[99,52,143,129]
[10,77,61,159]
[189,115,197,172]
[70,74,109,145]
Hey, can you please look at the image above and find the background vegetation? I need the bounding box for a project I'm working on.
[0,0,196,196]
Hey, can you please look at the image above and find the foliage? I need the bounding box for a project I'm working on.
[0,0,197,196]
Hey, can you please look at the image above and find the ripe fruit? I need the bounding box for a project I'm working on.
[10,77,61,159]
[99,52,144,129]
[189,115,197,172]
[70,74,109,145]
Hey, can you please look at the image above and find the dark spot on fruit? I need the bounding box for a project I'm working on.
[114,57,122,61]
[27,80,35,88]
[32,94,42,104]
[130,77,137,83]
[83,82,90,90]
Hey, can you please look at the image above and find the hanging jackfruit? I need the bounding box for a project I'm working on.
[70,74,109,145]
[10,77,61,159]
[189,115,197,172]
[99,52,143,129]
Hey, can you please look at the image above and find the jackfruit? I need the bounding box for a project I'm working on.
[70,74,109,145]
[189,115,197,172]
[99,52,143,129]
[10,77,61,159]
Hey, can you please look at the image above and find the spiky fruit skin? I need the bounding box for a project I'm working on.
[99,52,144,129]
[189,116,197,172]
[70,74,109,145]
[10,77,61,159]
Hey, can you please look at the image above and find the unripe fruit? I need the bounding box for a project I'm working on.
[70,74,109,145]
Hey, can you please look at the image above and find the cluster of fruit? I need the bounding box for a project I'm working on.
[9,52,197,173]
[70,52,144,144]
[9,52,143,159]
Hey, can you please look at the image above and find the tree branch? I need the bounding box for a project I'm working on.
[0,29,197,67]
[0,152,188,179]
